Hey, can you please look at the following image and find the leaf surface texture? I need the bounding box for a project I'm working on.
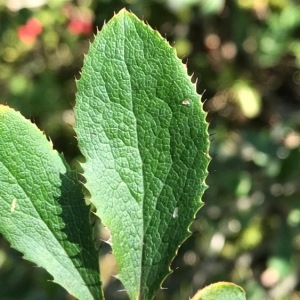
[75,9,210,299]
[0,105,102,300]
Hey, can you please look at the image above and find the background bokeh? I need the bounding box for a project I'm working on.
[1,0,300,299]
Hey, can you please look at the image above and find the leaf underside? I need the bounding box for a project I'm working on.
[0,105,102,300]
[75,9,210,300]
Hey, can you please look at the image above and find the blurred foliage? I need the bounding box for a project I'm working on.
[1,0,300,299]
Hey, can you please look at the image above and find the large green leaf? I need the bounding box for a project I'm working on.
[75,9,210,299]
[0,105,102,300]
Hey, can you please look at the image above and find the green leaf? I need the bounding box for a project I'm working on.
[191,282,247,300]
[0,105,102,300]
[75,9,210,299]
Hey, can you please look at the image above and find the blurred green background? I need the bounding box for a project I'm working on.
[1,0,300,299]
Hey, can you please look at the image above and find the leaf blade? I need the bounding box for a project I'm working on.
[75,9,210,299]
[191,282,247,300]
[0,105,102,300]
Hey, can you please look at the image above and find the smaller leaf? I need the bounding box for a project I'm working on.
[0,105,102,300]
[191,282,246,300]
